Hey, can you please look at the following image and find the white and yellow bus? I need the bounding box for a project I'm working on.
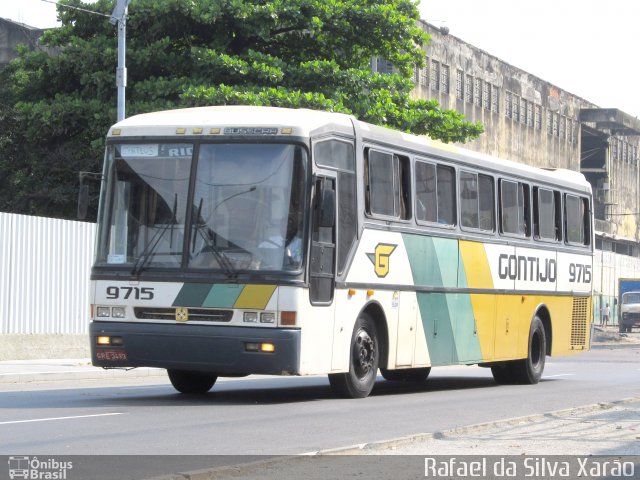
[90,106,593,398]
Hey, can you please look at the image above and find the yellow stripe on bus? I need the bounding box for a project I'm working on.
[233,285,277,310]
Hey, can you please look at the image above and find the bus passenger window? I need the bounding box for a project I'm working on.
[459,171,493,231]
[415,161,455,225]
[534,187,560,241]
[366,149,410,220]
[500,179,530,236]
[565,194,589,245]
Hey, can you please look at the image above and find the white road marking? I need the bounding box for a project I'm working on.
[0,413,126,425]
[544,373,576,378]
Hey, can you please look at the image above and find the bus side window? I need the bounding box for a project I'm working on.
[565,194,590,246]
[500,179,530,237]
[534,187,561,241]
[366,149,410,220]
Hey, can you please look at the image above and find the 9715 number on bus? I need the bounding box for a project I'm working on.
[568,263,591,283]
[106,286,155,300]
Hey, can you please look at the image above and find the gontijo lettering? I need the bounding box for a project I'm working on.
[498,254,557,282]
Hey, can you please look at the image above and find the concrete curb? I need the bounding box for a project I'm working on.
[311,396,640,455]
[141,397,640,479]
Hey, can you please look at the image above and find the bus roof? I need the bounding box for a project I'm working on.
[110,105,591,194]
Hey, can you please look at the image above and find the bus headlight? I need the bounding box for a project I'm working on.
[244,312,258,323]
[111,307,126,318]
[260,312,275,324]
[97,307,111,318]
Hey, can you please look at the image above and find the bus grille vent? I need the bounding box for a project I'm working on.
[134,307,233,323]
[571,297,588,347]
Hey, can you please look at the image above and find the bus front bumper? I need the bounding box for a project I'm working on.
[90,322,301,375]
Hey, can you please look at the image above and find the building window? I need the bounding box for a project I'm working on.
[464,74,473,103]
[420,58,429,87]
[413,66,419,84]
[519,98,526,124]
[505,91,513,119]
[512,94,520,123]
[552,113,559,137]
[526,101,533,127]
[456,70,464,100]
[441,64,450,94]
[430,59,440,91]
[535,105,542,130]
[546,111,553,135]
[559,116,566,140]
[473,78,481,106]
[481,81,490,110]
[491,85,499,114]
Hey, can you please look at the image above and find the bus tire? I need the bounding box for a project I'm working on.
[511,315,546,384]
[328,312,379,398]
[381,367,431,382]
[168,370,217,394]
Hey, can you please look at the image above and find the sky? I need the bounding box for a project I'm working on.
[1,0,638,118]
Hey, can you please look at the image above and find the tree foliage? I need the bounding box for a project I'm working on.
[0,0,483,219]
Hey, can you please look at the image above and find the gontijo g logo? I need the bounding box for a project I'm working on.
[366,243,397,278]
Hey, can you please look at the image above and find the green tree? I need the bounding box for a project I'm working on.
[0,0,483,220]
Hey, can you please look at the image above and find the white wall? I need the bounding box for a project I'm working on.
[0,212,95,334]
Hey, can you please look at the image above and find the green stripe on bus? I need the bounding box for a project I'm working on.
[172,283,214,307]
[404,233,483,365]
[202,284,244,308]
[402,234,457,287]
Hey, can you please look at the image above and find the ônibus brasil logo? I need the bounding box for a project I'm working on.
[8,456,73,480]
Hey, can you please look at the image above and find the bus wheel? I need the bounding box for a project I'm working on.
[511,315,547,384]
[168,370,217,394]
[328,313,379,398]
[381,367,431,382]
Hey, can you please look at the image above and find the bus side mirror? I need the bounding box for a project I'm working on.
[77,184,89,220]
[319,189,335,228]
[77,171,102,220]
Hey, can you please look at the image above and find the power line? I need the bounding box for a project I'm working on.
[39,0,111,19]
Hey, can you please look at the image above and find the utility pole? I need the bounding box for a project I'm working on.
[110,0,132,122]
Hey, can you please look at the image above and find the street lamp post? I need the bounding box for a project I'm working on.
[110,0,132,122]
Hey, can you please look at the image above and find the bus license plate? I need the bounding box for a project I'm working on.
[96,350,128,361]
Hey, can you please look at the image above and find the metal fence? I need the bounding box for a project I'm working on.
[0,212,95,334]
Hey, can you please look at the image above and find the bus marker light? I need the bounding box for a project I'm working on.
[260,343,275,353]
[367,289,375,297]
[110,337,124,346]
[97,336,111,346]
[245,343,259,352]
[192,127,203,134]
[176,128,186,134]
[280,311,296,326]
[210,128,221,134]
[281,127,293,134]
[348,289,356,297]
[111,129,121,136]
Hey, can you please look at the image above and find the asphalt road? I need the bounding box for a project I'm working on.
[1,347,639,460]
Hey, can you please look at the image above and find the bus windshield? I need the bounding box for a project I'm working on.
[96,142,307,274]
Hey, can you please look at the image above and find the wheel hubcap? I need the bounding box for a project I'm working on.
[353,329,375,378]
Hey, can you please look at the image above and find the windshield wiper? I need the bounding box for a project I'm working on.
[131,193,178,277]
